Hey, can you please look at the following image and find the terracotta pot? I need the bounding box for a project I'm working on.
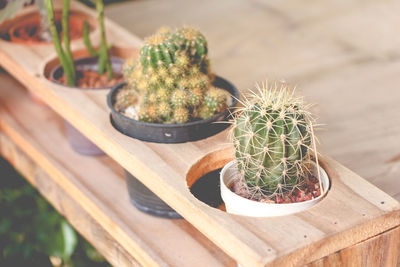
[8,11,86,45]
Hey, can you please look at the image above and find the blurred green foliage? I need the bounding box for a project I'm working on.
[0,156,111,267]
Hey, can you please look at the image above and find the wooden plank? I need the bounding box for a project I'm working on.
[0,1,399,266]
[307,226,400,267]
[0,71,234,267]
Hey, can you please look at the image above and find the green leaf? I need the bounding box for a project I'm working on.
[61,221,78,259]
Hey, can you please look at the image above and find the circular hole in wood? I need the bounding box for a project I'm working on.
[190,168,224,209]
[0,10,97,44]
[186,148,233,211]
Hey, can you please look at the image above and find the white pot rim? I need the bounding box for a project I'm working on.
[220,160,330,217]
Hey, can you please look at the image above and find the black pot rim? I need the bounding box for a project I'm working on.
[49,56,124,90]
[107,76,239,129]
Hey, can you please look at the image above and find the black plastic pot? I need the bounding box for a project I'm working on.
[124,170,181,219]
[50,56,124,155]
[107,76,239,143]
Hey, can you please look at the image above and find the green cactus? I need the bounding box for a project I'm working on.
[231,82,315,198]
[173,27,210,74]
[113,86,138,112]
[45,0,75,86]
[173,27,208,63]
[139,27,208,72]
[139,28,174,70]
[46,0,113,86]
[83,0,112,80]
[119,26,229,124]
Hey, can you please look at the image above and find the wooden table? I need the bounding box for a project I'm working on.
[0,0,400,266]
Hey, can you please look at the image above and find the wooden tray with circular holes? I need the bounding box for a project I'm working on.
[0,1,399,266]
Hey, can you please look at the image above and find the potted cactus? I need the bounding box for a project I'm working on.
[45,0,123,155]
[220,82,330,217]
[107,26,239,218]
[108,26,239,143]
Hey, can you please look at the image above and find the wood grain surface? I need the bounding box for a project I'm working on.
[0,0,399,266]
[0,71,235,267]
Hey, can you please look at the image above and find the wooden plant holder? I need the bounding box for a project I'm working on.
[0,1,399,266]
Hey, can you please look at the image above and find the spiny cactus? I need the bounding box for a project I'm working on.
[117,26,229,124]
[139,26,208,72]
[231,82,316,199]
[173,27,208,65]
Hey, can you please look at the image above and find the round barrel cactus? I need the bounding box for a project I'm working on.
[139,27,208,72]
[120,26,229,124]
[139,28,175,70]
[172,27,208,64]
[231,83,315,197]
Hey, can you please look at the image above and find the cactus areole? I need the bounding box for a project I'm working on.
[231,82,319,199]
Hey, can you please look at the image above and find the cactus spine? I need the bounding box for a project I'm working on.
[231,82,315,198]
[119,26,228,124]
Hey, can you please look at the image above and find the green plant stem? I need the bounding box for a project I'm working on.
[97,0,112,80]
[45,0,75,86]
[62,0,76,82]
[83,21,98,56]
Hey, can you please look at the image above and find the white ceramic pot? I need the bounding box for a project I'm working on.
[220,160,330,217]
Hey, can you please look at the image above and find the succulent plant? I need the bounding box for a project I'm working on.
[45,0,75,85]
[172,27,208,67]
[231,82,316,198]
[139,26,208,72]
[118,26,229,124]
[45,0,113,86]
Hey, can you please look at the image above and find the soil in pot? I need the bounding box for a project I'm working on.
[4,11,90,44]
[51,57,124,89]
[230,174,322,204]
[55,70,123,88]
[50,56,124,155]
